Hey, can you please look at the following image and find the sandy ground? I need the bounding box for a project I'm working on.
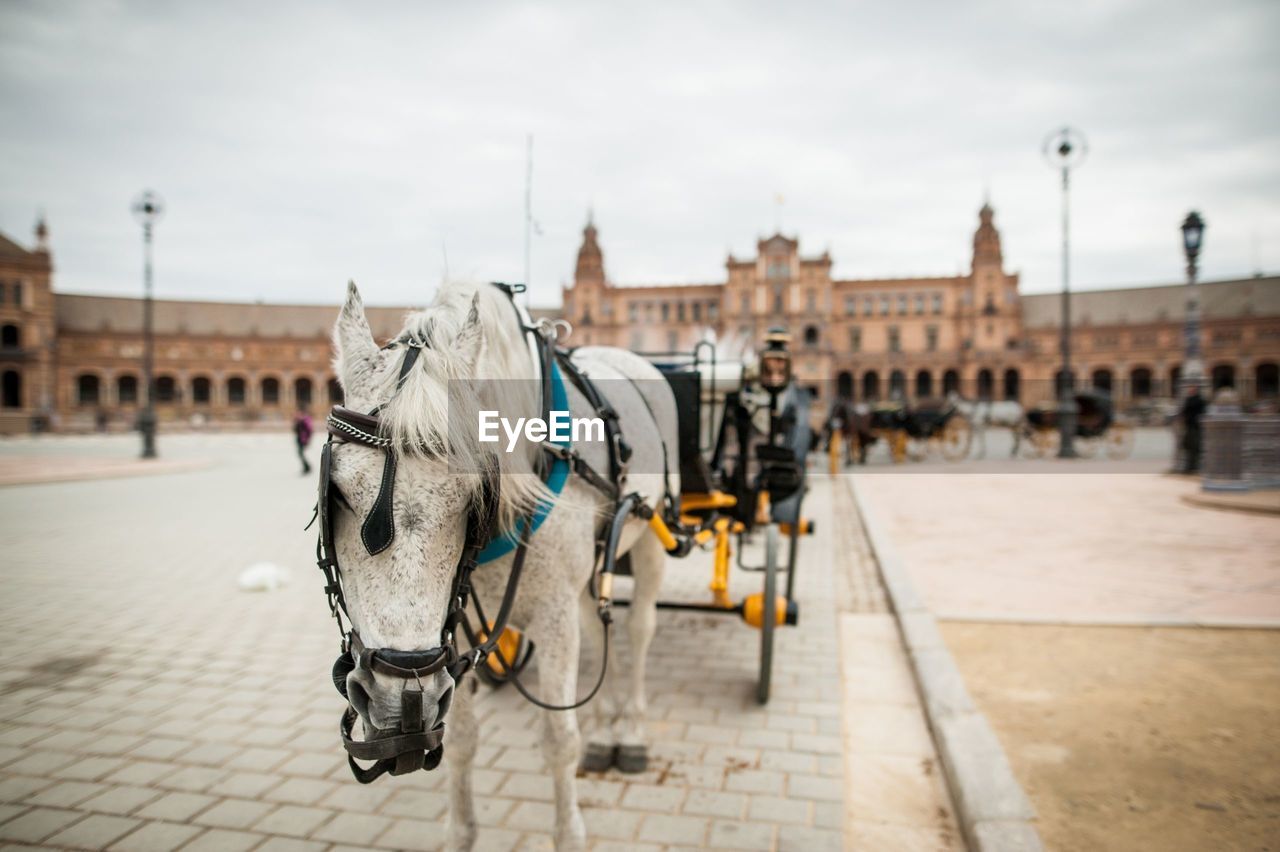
[941,623,1280,852]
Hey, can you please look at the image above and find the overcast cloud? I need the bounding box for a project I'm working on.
[1,0,1277,309]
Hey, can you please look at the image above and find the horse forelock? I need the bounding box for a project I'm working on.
[377,281,550,536]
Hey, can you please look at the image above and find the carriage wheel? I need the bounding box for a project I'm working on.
[757,525,780,705]
[1021,425,1055,459]
[1105,422,1135,459]
[940,416,973,462]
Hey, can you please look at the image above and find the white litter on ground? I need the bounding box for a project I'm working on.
[238,561,291,592]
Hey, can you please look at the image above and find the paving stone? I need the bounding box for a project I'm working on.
[680,788,745,819]
[261,777,337,806]
[251,805,334,837]
[78,785,164,816]
[106,820,202,852]
[0,807,84,844]
[777,823,845,851]
[707,819,776,850]
[252,838,329,852]
[724,768,786,796]
[191,798,275,830]
[636,813,708,845]
[24,780,108,808]
[311,812,396,846]
[373,818,443,852]
[0,776,56,802]
[178,828,265,852]
[208,771,280,799]
[618,784,684,813]
[580,806,641,841]
[747,793,811,824]
[133,792,218,822]
[45,814,141,850]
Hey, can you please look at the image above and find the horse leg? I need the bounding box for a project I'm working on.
[577,587,618,771]
[444,677,479,852]
[614,531,665,773]
[532,603,587,851]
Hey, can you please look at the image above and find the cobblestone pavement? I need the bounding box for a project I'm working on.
[858,471,1280,625]
[0,434,960,850]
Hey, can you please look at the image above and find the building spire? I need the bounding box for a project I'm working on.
[34,212,49,251]
[575,211,604,286]
[972,199,1002,270]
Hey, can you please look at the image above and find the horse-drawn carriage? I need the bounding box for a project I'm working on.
[477,331,814,705]
[829,397,972,465]
[1020,389,1135,459]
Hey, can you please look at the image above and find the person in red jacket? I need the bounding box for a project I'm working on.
[293,405,314,475]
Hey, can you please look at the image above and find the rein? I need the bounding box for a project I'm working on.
[313,282,641,783]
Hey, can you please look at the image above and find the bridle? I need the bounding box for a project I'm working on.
[311,282,632,784]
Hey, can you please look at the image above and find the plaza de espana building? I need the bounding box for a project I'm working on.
[0,206,1277,434]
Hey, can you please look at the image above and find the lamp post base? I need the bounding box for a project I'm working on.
[1056,400,1079,459]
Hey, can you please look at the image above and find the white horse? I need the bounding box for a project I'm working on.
[328,280,677,850]
[947,391,1025,458]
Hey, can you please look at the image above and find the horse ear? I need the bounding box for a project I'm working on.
[454,292,483,371]
[334,281,381,397]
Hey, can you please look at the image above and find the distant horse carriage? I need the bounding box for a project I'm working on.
[829,397,972,464]
[1019,389,1135,459]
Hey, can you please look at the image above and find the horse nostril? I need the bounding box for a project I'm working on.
[346,677,372,721]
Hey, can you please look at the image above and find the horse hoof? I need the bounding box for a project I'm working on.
[614,744,648,774]
[580,742,614,773]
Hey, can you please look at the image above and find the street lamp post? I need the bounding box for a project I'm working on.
[1179,211,1206,392]
[1172,211,1206,473]
[1043,127,1088,459]
[131,191,164,459]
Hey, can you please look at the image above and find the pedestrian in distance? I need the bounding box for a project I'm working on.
[293,404,314,475]
[1179,383,1206,474]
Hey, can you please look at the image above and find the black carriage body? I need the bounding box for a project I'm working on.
[1028,391,1114,438]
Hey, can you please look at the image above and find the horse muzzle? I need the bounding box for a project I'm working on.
[332,644,454,784]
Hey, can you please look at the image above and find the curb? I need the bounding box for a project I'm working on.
[847,475,1043,852]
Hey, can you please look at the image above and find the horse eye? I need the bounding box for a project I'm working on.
[331,487,354,513]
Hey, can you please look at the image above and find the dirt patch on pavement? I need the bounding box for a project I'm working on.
[940,623,1280,852]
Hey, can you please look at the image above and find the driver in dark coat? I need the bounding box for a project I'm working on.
[1179,384,1207,473]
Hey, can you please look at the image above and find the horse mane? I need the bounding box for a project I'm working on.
[375,281,550,535]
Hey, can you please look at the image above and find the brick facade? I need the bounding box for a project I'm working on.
[0,209,1276,435]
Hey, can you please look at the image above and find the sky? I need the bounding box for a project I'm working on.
[1,0,1277,309]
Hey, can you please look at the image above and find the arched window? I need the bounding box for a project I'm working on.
[191,377,212,405]
[155,376,178,403]
[977,369,994,400]
[1256,363,1279,399]
[261,377,280,405]
[915,370,933,399]
[1091,368,1113,394]
[1,324,19,347]
[77,374,101,406]
[1003,369,1020,401]
[1211,364,1235,391]
[889,370,906,399]
[836,371,854,400]
[862,371,880,401]
[294,377,313,407]
[327,377,344,405]
[227,377,247,405]
[943,369,961,397]
[116,375,138,405]
[2,370,20,408]
[1168,365,1181,396]
[803,325,819,347]
[1129,367,1152,399]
